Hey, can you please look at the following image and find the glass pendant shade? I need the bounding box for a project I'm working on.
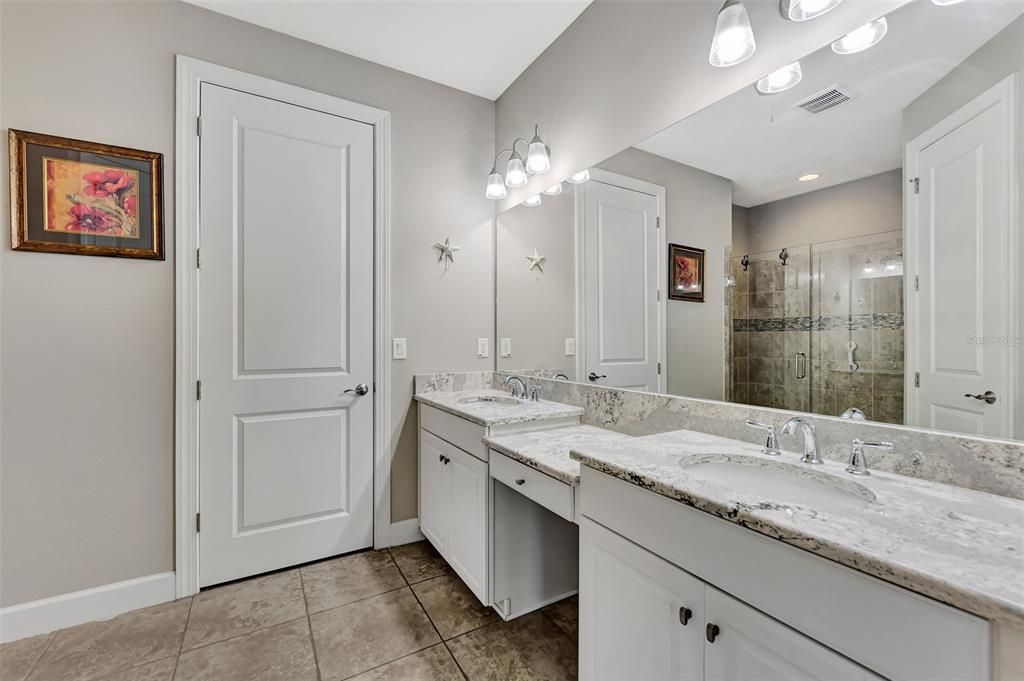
[779,0,843,22]
[543,183,563,196]
[505,154,528,187]
[755,61,803,95]
[709,0,757,68]
[831,17,887,55]
[567,169,590,184]
[523,194,543,207]
[485,170,507,200]
[526,130,551,174]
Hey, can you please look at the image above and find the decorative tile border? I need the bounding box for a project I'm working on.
[734,312,904,333]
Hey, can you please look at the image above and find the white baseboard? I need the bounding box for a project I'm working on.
[390,518,424,546]
[0,571,176,644]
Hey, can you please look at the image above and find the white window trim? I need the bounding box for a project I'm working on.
[174,55,392,598]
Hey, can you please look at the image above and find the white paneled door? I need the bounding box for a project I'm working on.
[198,83,375,586]
[582,179,662,391]
[908,79,1015,439]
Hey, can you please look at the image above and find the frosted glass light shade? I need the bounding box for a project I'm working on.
[526,140,551,174]
[543,183,563,196]
[523,194,543,207]
[709,0,756,68]
[486,171,507,200]
[832,17,887,55]
[780,0,843,22]
[567,169,590,184]
[755,61,803,95]
[505,154,528,187]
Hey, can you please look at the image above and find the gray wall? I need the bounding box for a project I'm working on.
[0,1,495,607]
[496,189,577,379]
[732,205,751,257]
[744,170,903,254]
[599,148,732,400]
[494,0,909,210]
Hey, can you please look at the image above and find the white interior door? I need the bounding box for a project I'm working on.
[198,83,374,586]
[908,80,1015,439]
[582,179,661,391]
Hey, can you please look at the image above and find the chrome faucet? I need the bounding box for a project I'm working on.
[504,375,526,399]
[782,416,823,464]
[744,419,781,456]
[529,383,543,402]
[846,438,893,476]
[839,407,866,421]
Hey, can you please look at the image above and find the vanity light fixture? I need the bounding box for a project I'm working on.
[505,152,529,187]
[543,183,563,196]
[484,125,552,199]
[831,17,888,55]
[485,170,508,200]
[755,61,803,95]
[798,173,820,182]
[709,0,757,68]
[526,126,552,174]
[566,169,591,184]
[523,194,543,207]
[779,0,843,22]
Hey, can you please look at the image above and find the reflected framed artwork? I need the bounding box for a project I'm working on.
[9,129,164,259]
[668,243,705,302]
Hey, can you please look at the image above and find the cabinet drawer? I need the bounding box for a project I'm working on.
[490,452,574,521]
[420,404,487,461]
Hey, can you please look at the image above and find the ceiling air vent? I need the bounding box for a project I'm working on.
[792,85,854,115]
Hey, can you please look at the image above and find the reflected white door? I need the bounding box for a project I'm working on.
[908,79,1015,439]
[198,83,374,586]
[581,179,661,391]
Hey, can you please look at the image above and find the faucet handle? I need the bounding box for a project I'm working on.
[744,419,782,456]
[529,384,543,402]
[846,439,893,476]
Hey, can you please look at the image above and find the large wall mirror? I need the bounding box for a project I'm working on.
[496,0,1023,441]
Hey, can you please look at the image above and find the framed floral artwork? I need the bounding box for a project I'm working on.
[9,129,164,259]
[668,243,705,302]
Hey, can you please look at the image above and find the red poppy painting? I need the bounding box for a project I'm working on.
[668,243,705,302]
[44,160,141,238]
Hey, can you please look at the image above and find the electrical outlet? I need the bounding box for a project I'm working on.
[477,338,489,358]
[500,338,512,358]
[392,337,407,360]
[565,338,576,356]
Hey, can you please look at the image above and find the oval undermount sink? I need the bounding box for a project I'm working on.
[680,454,876,511]
[457,395,522,406]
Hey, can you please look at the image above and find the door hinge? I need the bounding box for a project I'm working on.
[914,274,919,291]
[657,289,661,302]
[195,513,201,533]
[196,248,201,269]
[196,380,202,400]
[657,362,662,375]
[656,217,661,229]
[196,116,203,137]
[914,372,920,388]
[910,177,919,194]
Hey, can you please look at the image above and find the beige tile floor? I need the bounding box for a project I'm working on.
[0,541,578,681]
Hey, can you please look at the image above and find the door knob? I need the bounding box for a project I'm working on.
[679,606,692,626]
[344,383,369,396]
[588,372,607,382]
[964,391,997,405]
[706,623,720,643]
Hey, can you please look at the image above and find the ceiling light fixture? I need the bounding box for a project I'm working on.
[798,173,820,182]
[484,125,552,199]
[755,61,803,95]
[831,17,888,55]
[523,194,543,207]
[779,0,843,22]
[709,0,757,68]
[543,183,563,196]
[567,169,591,184]
[931,0,964,5]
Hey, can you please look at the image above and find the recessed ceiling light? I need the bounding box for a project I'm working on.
[798,173,820,182]
[755,61,803,95]
[831,17,888,55]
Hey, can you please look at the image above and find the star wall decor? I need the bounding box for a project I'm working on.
[526,248,546,273]
[433,237,460,272]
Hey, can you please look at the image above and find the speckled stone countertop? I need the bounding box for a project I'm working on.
[571,428,1024,626]
[414,389,583,427]
[484,425,634,485]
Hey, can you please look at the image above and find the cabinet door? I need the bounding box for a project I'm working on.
[418,430,448,554]
[580,519,704,681]
[446,444,489,603]
[704,587,882,681]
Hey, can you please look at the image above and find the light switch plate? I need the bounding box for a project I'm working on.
[392,337,407,360]
[477,338,489,358]
[500,338,512,358]
[565,338,576,356]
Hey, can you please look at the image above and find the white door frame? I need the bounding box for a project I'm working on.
[903,73,1019,437]
[174,56,392,598]
[574,169,667,392]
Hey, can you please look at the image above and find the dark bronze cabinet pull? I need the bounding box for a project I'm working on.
[679,606,692,626]
[515,479,526,486]
[706,623,720,643]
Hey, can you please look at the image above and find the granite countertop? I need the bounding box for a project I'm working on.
[571,428,1024,626]
[414,389,583,427]
[484,425,634,485]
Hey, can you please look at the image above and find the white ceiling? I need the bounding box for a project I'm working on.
[637,0,1024,208]
[184,0,591,99]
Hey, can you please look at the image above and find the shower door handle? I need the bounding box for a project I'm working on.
[794,352,807,380]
